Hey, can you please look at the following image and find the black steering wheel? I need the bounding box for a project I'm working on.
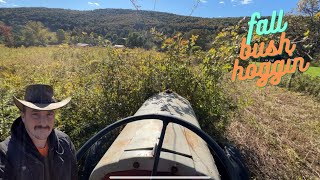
[76,114,240,180]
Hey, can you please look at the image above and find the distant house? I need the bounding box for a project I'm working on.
[76,43,90,47]
[113,45,125,48]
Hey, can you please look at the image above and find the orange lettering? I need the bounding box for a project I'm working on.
[257,42,267,58]
[265,40,279,56]
[252,43,260,59]
[296,57,310,72]
[232,59,246,81]
[245,64,258,79]
[233,32,309,87]
[239,38,252,60]
[279,32,296,56]
[269,60,286,85]
[256,62,271,87]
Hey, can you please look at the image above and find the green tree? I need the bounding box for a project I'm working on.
[21,21,52,47]
[126,32,146,48]
[56,29,66,44]
[185,29,212,50]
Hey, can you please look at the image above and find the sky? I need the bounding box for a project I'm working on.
[0,0,300,18]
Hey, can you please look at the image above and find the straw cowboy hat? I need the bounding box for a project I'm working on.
[13,84,71,111]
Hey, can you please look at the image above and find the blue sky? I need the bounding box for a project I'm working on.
[0,0,300,18]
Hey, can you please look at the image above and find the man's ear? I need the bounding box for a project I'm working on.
[21,112,25,123]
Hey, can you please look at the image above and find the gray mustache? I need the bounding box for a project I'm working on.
[34,126,50,130]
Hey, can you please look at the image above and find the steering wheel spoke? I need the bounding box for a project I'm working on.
[151,121,168,176]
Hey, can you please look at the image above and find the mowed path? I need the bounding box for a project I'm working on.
[225,80,320,179]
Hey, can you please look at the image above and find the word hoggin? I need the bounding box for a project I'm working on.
[232,57,309,87]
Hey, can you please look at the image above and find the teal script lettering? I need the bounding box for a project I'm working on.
[246,9,288,45]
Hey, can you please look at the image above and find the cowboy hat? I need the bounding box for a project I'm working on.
[13,84,71,111]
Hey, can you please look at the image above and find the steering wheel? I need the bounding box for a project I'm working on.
[76,114,239,180]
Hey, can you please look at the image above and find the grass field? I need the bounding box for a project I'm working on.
[225,80,320,179]
[0,46,319,179]
[305,66,320,77]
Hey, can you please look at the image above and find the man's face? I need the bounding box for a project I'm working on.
[21,107,55,141]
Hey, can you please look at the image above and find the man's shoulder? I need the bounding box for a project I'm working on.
[53,129,76,155]
[54,129,72,142]
[54,129,69,138]
[0,136,12,154]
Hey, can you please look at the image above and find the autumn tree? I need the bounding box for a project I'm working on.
[296,0,320,63]
[297,0,320,16]
[20,21,53,47]
[0,22,14,47]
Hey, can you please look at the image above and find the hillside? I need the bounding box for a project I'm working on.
[0,7,240,36]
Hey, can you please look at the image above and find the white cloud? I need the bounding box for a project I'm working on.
[0,0,6,3]
[199,0,208,3]
[219,1,225,4]
[241,0,252,4]
[88,2,100,6]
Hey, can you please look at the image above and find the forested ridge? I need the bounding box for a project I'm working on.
[0,7,239,37]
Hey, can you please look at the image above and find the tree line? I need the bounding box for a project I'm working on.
[0,7,240,50]
[0,0,319,63]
